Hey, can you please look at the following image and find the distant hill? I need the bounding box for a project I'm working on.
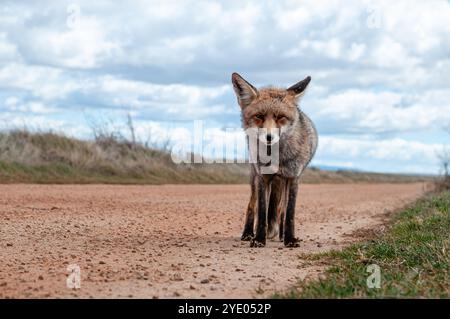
[312,165,436,178]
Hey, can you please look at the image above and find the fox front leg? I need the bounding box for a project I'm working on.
[278,210,284,242]
[284,178,300,247]
[241,183,256,241]
[251,175,271,247]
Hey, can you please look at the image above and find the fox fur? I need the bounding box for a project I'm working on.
[232,72,318,247]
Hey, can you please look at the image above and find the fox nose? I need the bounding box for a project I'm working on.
[266,133,273,143]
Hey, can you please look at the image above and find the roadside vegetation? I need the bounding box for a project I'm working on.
[0,129,249,184]
[278,190,449,298]
[436,143,450,192]
[0,128,434,184]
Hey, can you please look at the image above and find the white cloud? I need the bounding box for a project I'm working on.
[0,112,65,130]
[348,43,366,62]
[0,63,232,120]
[310,89,450,134]
[0,0,449,173]
[4,97,56,114]
[0,33,18,61]
[315,136,442,173]
[0,63,75,100]
[22,17,119,69]
[371,36,419,68]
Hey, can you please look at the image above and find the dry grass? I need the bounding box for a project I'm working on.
[0,130,248,184]
[435,176,450,192]
[0,130,435,184]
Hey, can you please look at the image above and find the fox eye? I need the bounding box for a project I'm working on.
[254,114,265,121]
[276,115,286,121]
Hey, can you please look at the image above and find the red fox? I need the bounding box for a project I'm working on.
[232,73,318,247]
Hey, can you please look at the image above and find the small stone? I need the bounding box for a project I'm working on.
[200,279,210,284]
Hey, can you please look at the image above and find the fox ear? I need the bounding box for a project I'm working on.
[231,72,258,109]
[287,76,311,98]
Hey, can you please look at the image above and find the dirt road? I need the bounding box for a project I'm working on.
[0,183,427,298]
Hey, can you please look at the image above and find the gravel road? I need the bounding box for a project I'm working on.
[0,183,426,298]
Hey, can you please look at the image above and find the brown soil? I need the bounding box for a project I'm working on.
[0,183,427,298]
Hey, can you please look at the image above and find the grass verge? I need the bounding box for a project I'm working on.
[278,190,450,298]
[0,130,434,184]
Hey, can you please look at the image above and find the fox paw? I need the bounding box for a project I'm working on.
[241,233,254,241]
[284,237,300,247]
[250,239,266,248]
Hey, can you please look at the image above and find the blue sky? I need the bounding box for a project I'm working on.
[1,0,449,174]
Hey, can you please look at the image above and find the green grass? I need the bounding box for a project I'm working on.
[278,191,450,298]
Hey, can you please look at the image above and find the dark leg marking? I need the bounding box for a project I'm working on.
[284,178,300,247]
[267,180,281,239]
[279,211,284,242]
[241,178,256,241]
[251,175,271,247]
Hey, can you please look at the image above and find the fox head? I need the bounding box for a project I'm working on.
[231,72,311,145]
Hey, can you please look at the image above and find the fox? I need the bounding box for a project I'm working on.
[231,72,318,247]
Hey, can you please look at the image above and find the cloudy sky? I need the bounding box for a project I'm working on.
[1,0,449,174]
